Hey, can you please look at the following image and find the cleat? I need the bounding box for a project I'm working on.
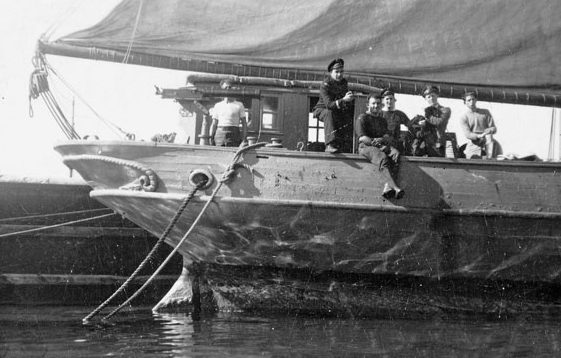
[325,144,340,154]
[382,183,395,199]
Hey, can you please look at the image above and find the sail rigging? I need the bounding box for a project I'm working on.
[38,0,561,107]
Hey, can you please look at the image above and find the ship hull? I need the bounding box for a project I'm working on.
[54,141,561,315]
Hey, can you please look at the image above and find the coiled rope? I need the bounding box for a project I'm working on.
[98,142,267,322]
[28,54,80,140]
[28,52,135,140]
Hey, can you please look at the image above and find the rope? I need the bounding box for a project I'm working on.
[0,208,112,223]
[122,0,144,64]
[28,54,80,139]
[42,56,133,139]
[63,155,157,192]
[0,213,116,239]
[100,142,267,322]
[82,182,204,323]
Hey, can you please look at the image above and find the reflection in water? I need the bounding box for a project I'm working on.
[1,306,561,357]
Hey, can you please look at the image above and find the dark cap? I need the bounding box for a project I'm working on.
[327,58,344,72]
[462,91,477,100]
[422,85,439,97]
[381,89,395,98]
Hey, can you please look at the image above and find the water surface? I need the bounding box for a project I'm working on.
[1,306,561,357]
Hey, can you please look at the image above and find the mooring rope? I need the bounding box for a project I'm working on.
[100,142,268,322]
[82,182,204,323]
[0,208,112,223]
[0,212,116,239]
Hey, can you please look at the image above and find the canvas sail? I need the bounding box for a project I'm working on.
[39,0,561,106]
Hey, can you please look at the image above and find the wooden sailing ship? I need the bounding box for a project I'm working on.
[33,0,561,316]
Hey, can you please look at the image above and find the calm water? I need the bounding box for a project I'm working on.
[2,306,561,357]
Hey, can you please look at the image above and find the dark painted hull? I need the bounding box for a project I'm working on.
[53,141,561,314]
[0,176,180,305]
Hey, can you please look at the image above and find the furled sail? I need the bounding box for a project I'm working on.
[39,0,561,106]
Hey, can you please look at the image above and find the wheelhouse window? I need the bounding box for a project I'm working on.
[308,96,323,143]
[261,96,280,131]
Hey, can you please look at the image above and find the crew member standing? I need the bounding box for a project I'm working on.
[313,58,355,153]
[209,79,247,147]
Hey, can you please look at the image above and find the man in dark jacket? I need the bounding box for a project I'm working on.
[419,85,451,157]
[356,94,403,199]
[381,90,411,154]
[313,58,355,153]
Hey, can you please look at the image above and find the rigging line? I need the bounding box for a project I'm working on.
[0,208,113,223]
[40,92,75,139]
[122,0,145,64]
[41,91,79,140]
[40,91,73,135]
[42,59,127,138]
[43,91,81,138]
[0,213,116,239]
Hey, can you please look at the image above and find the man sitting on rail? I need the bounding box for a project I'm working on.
[312,58,355,154]
[459,91,497,159]
[381,90,411,155]
[356,94,404,199]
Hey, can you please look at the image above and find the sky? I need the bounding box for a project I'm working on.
[0,1,558,180]
[0,0,192,179]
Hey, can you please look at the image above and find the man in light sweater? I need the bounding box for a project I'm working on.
[459,91,497,159]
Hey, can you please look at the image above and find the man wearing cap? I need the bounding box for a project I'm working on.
[459,92,497,159]
[380,90,411,154]
[209,79,248,147]
[312,58,355,153]
[417,85,451,157]
[356,94,404,199]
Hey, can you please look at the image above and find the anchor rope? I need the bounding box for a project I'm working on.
[0,212,116,239]
[82,182,204,323]
[0,208,113,223]
[100,142,268,322]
